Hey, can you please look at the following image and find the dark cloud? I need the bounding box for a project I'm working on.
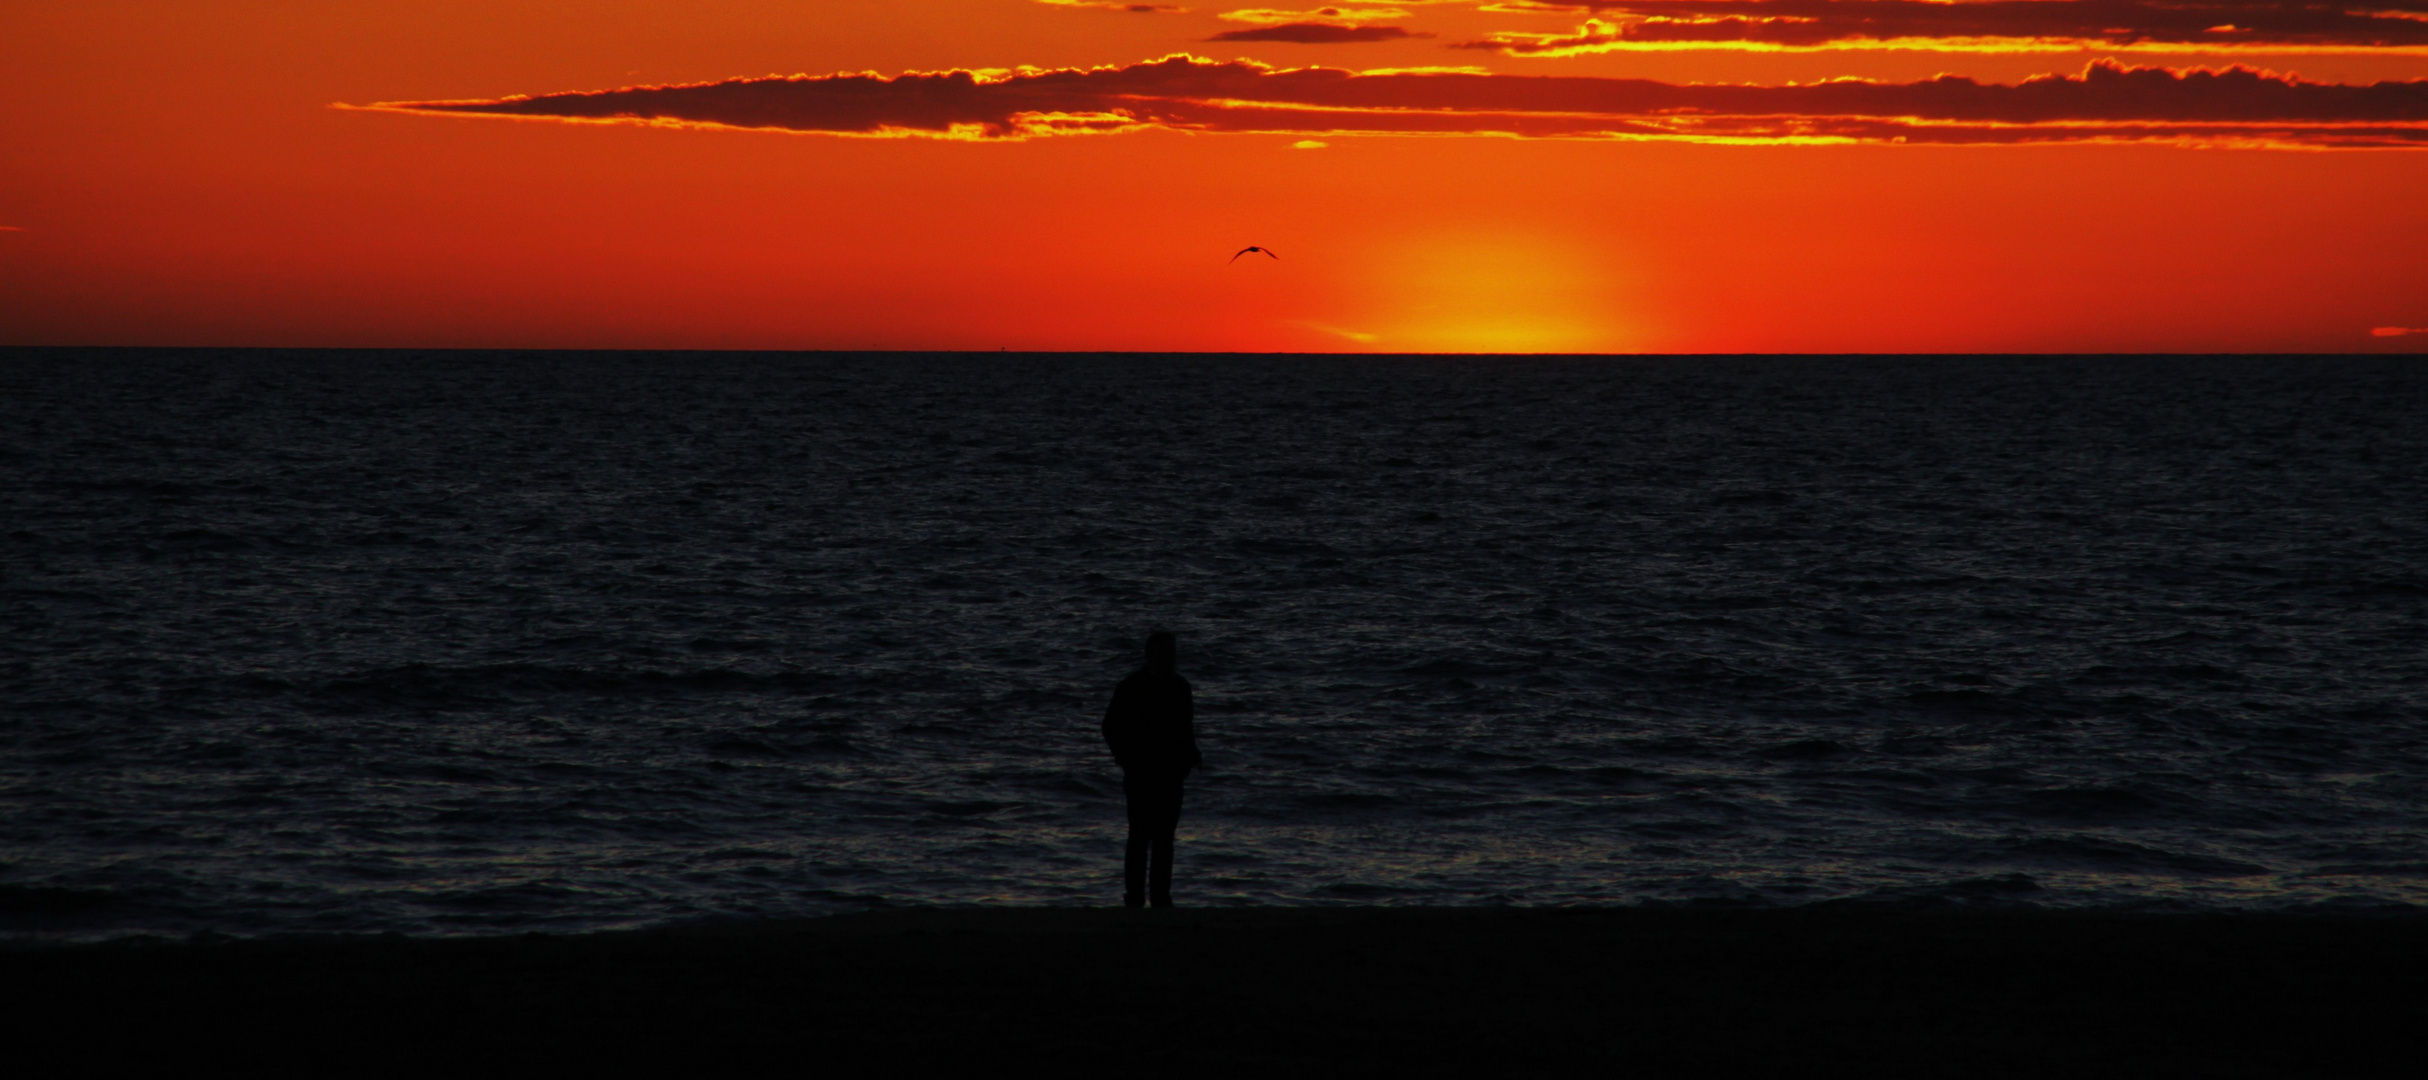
[1033,1,1187,11]
[363,55,2428,148]
[1460,0,2428,53]
[1210,23,1429,42]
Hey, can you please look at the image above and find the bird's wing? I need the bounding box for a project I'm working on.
[1229,247,1252,263]
[1262,248,1279,259]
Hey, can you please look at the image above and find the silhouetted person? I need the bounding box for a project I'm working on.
[1103,630,1201,908]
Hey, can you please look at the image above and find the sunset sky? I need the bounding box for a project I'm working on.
[4,1,2425,352]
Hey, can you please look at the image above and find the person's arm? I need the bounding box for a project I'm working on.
[1180,679,1202,771]
[1103,681,1134,771]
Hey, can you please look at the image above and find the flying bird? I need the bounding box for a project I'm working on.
[1229,246,1279,263]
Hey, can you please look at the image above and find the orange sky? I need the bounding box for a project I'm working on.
[2,0,2425,353]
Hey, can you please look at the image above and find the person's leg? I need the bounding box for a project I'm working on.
[1147,784,1183,907]
[1147,833,1173,907]
[1122,775,1147,907]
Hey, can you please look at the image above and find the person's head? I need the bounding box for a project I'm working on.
[1143,630,1177,672]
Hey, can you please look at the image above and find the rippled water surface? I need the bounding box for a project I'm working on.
[4,350,2425,937]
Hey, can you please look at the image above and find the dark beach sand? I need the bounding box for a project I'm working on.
[8,907,2423,1074]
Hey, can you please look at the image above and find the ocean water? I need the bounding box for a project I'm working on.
[3,349,2425,938]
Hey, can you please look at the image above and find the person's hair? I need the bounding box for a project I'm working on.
[1143,630,1177,669]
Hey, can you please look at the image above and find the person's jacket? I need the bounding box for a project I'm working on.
[1103,668,1200,780]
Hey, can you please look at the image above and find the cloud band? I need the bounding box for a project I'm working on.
[1461,0,2428,54]
[1210,24,1429,41]
[360,55,2428,149]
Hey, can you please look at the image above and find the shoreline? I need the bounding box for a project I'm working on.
[9,906,2423,1072]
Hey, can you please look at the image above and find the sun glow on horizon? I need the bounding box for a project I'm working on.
[1355,232,1638,353]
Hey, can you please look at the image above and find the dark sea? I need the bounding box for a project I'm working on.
[4,350,2425,939]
